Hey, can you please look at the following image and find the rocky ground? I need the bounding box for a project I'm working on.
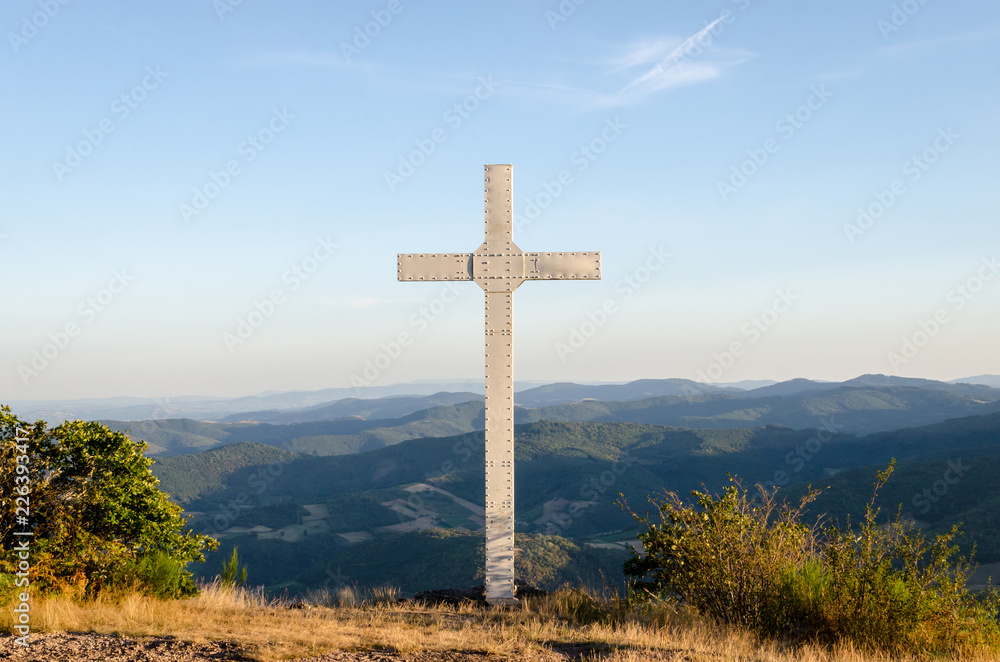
[0,632,257,662]
[0,631,595,661]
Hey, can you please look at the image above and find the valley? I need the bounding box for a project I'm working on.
[139,375,1000,597]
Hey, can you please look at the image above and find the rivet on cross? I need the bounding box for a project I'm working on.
[397,164,601,604]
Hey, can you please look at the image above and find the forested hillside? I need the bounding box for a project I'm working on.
[151,410,1000,595]
[119,379,1000,457]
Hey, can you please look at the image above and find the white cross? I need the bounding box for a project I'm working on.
[397,164,601,604]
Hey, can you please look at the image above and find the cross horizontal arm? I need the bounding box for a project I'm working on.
[524,251,601,281]
[398,253,472,282]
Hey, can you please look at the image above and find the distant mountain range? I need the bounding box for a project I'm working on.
[950,374,1000,389]
[217,392,484,425]
[4,381,490,422]
[105,400,488,456]
[91,375,1000,457]
[9,374,998,422]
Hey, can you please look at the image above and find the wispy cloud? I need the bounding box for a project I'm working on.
[604,36,679,74]
[879,26,1000,58]
[228,53,512,96]
[594,18,755,107]
[228,15,755,111]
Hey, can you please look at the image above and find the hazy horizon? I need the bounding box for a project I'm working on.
[6,373,1000,405]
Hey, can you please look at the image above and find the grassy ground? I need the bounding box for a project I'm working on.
[2,583,998,662]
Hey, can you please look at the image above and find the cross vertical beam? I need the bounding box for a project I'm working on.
[483,290,514,601]
[397,164,600,604]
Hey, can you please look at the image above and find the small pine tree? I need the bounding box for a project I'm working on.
[220,547,248,588]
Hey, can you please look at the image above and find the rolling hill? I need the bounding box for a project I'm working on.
[216,391,482,424]
[152,409,1000,594]
[106,400,486,456]
[539,383,1000,433]
[116,376,1000,457]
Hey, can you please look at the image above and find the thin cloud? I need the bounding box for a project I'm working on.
[603,36,679,73]
[879,26,1000,58]
[228,16,755,111]
[620,18,727,90]
[493,78,596,94]
[228,54,515,97]
[595,18,754,107]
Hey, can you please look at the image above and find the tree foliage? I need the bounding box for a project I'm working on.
[0,406,217,597]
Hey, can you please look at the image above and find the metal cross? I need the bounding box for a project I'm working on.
[397,164,601,604]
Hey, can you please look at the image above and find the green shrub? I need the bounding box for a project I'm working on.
[134,551,198,599]
[0,406,217,598]
[623,462,1000,655]
[0,573,14,605]
[623,475,819,638]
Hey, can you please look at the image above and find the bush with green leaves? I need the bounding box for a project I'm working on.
[623,462,1000,656]
[0,406,217,598]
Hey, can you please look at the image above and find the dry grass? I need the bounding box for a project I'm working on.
[2,583,997,661]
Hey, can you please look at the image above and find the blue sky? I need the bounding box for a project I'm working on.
[2,0,999,400]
